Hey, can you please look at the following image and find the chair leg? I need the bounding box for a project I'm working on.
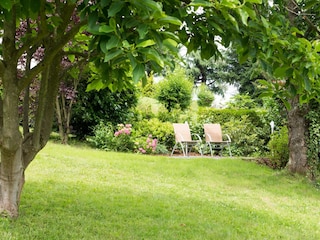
[180,142,186,156]
[171,143,178,156]
[208,143,213,157]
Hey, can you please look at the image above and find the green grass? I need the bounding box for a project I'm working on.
[1,142,320,239]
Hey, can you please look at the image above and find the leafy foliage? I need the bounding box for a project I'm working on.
[155,68,193,112]
[267,126,289,169]
[71,80,138,139]
[306,102,320,180]
[197,85,214,107]
[226,94,259,109]
[133,118,174,149]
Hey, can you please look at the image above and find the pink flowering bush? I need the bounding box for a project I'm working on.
[135,135,158,154]
[113,123,135,152]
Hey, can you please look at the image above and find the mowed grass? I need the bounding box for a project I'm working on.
[1,142,320,239]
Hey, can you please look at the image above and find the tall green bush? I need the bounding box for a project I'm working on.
[267,126,289,169]
[197,85,214,107]
[155,68,193,112]
[133,118,174,149]
[72,81,138,139]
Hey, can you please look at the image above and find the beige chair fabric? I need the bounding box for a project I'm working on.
[171,123,203,157]
[204,123,231,157]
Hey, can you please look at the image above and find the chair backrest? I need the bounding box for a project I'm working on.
[173,123,192,142]
[204,123,223,142]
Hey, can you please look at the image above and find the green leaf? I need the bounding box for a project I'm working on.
[100,0,110,8]
[144,0,162,12]
[274,66,288,79]
[86,79,105,91]
[190,0,213,7]
[139,48,164,67]
[132,63,146,83]
[313,40,320,52]
[303,72,311,91]
[246,0,262,3]
[222,11,239,32]
[236,8,249,26]
[105,36,121,50]
[99,25,114,33]
[0,0,12,10]
[109,18,117,31]
[137,24,149,39]
[68,55,75,63]
[104,49,123,62]
[20,0,41,17]
[158,16,182,26]
[163,38,178,53]
[136,39,156,48]
[108,1,125,17]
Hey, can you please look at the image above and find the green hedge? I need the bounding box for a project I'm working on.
[198,108,265,127]
[195,108,270,157]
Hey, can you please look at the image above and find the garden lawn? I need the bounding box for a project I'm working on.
[1,142,320,239]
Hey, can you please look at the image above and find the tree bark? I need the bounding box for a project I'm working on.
[286,96,309,174]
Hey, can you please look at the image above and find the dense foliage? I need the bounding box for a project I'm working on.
[197,85,215,107]
[155,68,193,112]
[71,81,138,139]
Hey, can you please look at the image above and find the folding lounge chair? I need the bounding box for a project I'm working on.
[171,123,203,157]
[204,123,231,157]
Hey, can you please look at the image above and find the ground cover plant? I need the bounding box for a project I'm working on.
[1,142,320,239]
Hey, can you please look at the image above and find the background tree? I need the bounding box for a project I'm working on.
[186,48,263,99]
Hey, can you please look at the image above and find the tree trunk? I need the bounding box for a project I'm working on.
[0,68,25,218]
[287,96,309,174]
[0,146,25,218]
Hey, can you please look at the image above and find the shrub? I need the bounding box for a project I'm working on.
[223,116,265,156]
[197,85,214,107]
[157,107,182,123]
[155,68,193,112]
[267,126,289,169]
[226,94,258,109]
[134,135,158,154]
[198,108,264,127]
[87,122,135,152]
[133,118,174,150]
[113,124,135,152]
[71,82,138,139]
[87,122,115,151]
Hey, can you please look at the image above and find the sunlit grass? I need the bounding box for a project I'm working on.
[0,142,320,239]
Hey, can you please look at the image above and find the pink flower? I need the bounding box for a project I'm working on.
[124,128,130,134]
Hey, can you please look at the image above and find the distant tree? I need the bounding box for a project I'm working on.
[186,48,263,98]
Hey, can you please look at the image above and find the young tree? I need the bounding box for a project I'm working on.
[155,67,193,112]
[0,0,182,218]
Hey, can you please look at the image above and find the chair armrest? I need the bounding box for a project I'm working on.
[205,133,213,142]
[224,134,231,143]
[191,133,202,142]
